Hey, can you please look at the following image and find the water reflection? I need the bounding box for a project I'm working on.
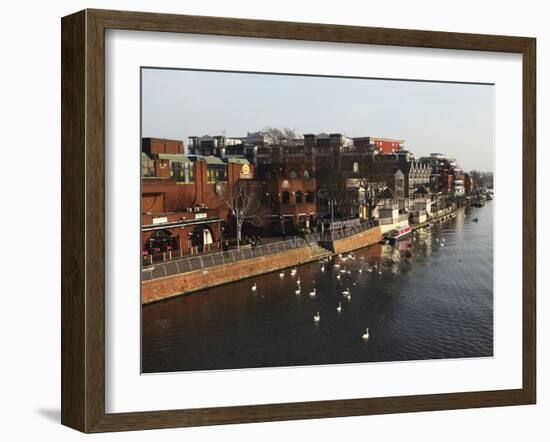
[142,203,493,373]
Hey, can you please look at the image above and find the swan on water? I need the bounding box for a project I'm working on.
[309,288,316,297]
[336,274,341,280]
[336,302,342,313]
[362,328,370,341]
[342,288,351,296]
[279,271,284,278]
[295,288,301,295]
[251,283,257,291]
[313,311,320,323]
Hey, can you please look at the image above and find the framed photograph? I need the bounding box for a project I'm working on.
[61,9,536,432]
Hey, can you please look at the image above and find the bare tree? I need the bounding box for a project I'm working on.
[223,180,265,251]
[261,126,298,144]
[357,160,387,220]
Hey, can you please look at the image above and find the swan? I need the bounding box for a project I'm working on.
[336,274,341,280]
[279,271,285,278]
[295,288,301,295]
[297,277,301,285]
[342,288,351,296]
[358,268,363,274]
[321,265,325,272]
[334,263,340,269]
[309,288,316,297]
[345,293,352,301]
[290,268,297,276]
[251,283,257,291]
[362,328,370,340]
[336,302,342,313]
[313,312,320,323]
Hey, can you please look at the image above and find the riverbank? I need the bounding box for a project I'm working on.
[142,245,317,304]
[142,225,382,304]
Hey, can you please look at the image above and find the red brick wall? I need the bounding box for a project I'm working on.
[332,226,382,254]
[142,246,313,303]
[142,138,184,155]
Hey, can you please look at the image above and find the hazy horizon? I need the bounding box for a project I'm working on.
[142,68,494,173]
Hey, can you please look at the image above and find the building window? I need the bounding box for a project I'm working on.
[289,169,298,179]
[305,191,314,203]
[303,170,310,179]
[295,191,303,204]
[282,191,291,204]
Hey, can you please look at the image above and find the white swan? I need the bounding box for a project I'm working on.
[321,265,325,272]
[295,288,301,295]
[336,274,341,280]
[251,283,257,291]
[313,312,320,323]
[362,328,370,340]
[342,288,351,296]
[358,268,363,274]
[296,277,301,285]
[309,288,316,297]
[279,271,285,278]
[290,268,297,276]
[336,302,342,313]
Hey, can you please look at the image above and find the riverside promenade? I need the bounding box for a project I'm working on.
[142,221,382,304]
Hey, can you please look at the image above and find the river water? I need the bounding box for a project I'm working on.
[142,202,493,373]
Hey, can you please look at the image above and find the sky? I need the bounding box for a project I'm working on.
[142,68,494,172]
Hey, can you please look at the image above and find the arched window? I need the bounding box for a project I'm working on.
[289,169,298,179]
[303,170,310,179]
[295,191,303,204]
[305,191,314,203]
[282,191,291,204]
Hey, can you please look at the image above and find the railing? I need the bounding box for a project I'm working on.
[142,237,307,281]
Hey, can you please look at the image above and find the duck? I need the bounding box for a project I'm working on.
[362,328,370,341]
[313,311,321,323]
[336,302,342,313]
[251,283,257,291]
[309,288,316,297]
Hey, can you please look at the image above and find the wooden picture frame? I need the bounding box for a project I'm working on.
[61,9,536,433]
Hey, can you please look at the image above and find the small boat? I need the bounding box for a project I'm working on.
[386,225,413,243]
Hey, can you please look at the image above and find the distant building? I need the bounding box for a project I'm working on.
[142,137,184,155]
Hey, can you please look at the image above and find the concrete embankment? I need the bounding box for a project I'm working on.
[142,246,314,304]
[331,226,383,254]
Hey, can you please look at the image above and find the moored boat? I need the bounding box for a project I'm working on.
[386,225,412,242]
